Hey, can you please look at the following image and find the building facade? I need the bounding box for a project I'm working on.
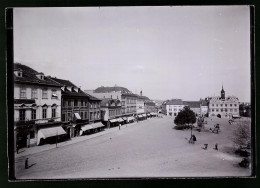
[14,63,64,148]
[162,99,185,116]
[208,85,239,118]
[49,77,93,137]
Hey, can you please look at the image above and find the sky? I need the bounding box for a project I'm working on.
[13,6,251,102]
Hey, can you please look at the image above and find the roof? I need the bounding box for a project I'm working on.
[49,77,101,101]
[94,86,132,94]
[165,99,184,105]
[200,100,208,106]
[50,77,77,87]
[184,101,201,108]
[14,63,62,87]
[136,95,150,100]
[145,101,156,106]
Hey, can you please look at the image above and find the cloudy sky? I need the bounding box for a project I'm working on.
[13,6,251,102]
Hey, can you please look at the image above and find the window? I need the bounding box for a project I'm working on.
[81,112,84,119]
[62,114,65,121]
[216,109,219,112]
[31,109,36,120]
[19,109,26,121]
[230,109,233,112]
[81,100,84,106]
[20,88,26,99]
[216,104,218,107]
[221,109,223,112]
[67,113,71,121]
[68,100,71,107]
[52,90,58,99]
[212,109,214,112]
[234,109,237,112]
[42,89,48,99]
[225,104,227,107]
[42,108,47,119]
[225,109,228,112]
[220,104,223,107]
[230,104,233,107]
[31,88,38,99]
[74,100,78,107]
[52,108,56,118]
[85,112,88,119]
[212,104,214,107]
[234,104,237,107]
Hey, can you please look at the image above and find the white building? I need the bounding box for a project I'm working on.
[162,99,186,116]
[14,63,63,148]
[208,85,239,118]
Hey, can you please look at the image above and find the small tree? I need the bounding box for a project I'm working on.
[174,106,196,135]
[231,120,251,148]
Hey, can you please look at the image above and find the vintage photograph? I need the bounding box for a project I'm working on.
[11,6,252,179]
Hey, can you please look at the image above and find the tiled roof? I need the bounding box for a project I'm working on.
[14,63,62,87]
[49,77,101,101]
[94,86,132,94]
[50,77,77,87]
[165,99,184,105]
[184,101,201,108]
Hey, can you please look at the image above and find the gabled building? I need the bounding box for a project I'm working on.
[14,63,65,148]
[208,85,239,118]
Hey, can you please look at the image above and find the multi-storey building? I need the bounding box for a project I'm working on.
[144,101,156,114]
[87,85,137,117]
[14,63,65,148]
[200,99,208,115]
[207,85,239,118]
[183,101,201,116]
[49,77,93,137]
[162,99,185,116]
[100,98,122,128]
[136,90,149,115]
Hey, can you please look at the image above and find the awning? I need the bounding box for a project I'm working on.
[91,122,105,129]
[117,118,124,122]
[38,126,66,139]
[74,113,81,120]
[81,125,94,131]
[147,114,151,116]
[232,115,240,118]
[109,119,118,123]
[127,117,135,121]
[122,117,128,120]
[137,115,143,118]
[142,114,147,117]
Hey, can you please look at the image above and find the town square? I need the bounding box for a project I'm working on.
[11,6,252,179]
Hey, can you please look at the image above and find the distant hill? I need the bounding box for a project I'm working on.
[152,99,165,106]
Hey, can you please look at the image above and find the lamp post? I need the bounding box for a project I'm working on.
[56,130,58,148]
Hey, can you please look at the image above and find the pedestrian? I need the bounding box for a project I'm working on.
[214,143,218,150]
[192,135,197,142]
[202,144,208,150]
[25,158,29,169]
[119,123,121,130]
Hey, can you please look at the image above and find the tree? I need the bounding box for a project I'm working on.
[174,106,196,134]
[231,120,251,148]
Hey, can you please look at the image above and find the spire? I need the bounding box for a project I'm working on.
[221,82,225,99]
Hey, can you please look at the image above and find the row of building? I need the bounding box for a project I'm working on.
[14,63,157,148]
[161,85,240,118]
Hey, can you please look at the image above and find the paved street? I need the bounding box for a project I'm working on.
[15,116,251,179]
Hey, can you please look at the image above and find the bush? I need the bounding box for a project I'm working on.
[235,149,250,157]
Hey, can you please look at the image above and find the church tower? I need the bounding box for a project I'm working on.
[221,84,225,99]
